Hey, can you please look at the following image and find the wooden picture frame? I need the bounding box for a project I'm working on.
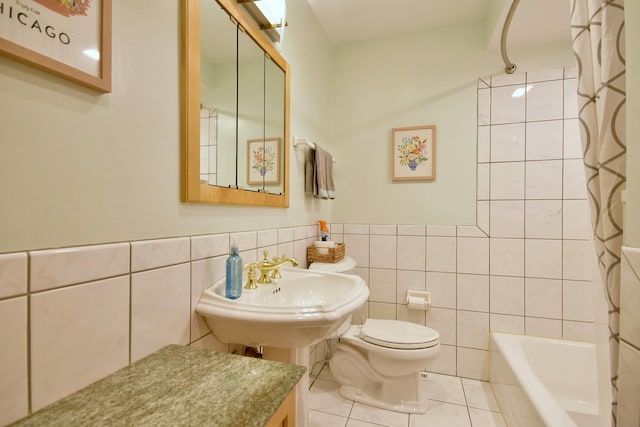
[247,137,280,185]
[392,125,436,181]
[0,0,112,93]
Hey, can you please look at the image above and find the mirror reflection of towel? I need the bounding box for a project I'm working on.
[304,144,335,199]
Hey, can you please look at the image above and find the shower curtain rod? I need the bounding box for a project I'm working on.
[500,0,521,74]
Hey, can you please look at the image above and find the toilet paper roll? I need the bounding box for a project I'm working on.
[407,296,426,310]
[315,241,336,255]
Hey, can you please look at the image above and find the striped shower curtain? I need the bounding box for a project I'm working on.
[570,0,626,425]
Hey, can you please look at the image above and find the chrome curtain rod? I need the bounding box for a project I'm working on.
[500,0,521,74]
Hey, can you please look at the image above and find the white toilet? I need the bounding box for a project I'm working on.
[309,257,440,414]
[329,319,440,414]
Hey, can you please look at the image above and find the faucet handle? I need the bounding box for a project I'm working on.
[243,263,259,290]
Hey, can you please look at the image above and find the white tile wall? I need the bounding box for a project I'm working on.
[524,278,562,319]
[489,239,524,277]
[490,313,524,335]
[619,246,640,425]
[427,272,456,309]
[526,160,563,199]
[526,121,563,161]
[491,124,525,162]
[618,342,640,427]
[190,256,226,341]
[369,269,397,303]
[397,236,426,270]
[525,239,562,279]
[491,85,525,125]
[563,119,582,159]
[131,238,190,272]
[370,235,397,269]
[426,236,456,272]
[491,162,525,199]
[490,276,524,316]
[0,226,319,421]
[526,317,562,338]
[490,201,524,238]
[457,237,489,275]
[525,200,562,238]
[526,80,564,121]
[621,247,640,349]
[0,296,28,425]
[191,233,229,261]
[30,243,130,291]
[30,277,130,411]
[457,274,489,312]
[396,270,425,303]
[131,264,191,362]
[0,252,27,298]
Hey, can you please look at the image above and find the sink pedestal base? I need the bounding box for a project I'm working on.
[263,346,310,427]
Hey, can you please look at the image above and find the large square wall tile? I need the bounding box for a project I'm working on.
[131,237,190,272]
[190,256,226,341]
[618,342,640,427]
[621,247,640,348]
[131,264,191,362]
[0,252,27,298]
[30,243,129,292]
[0,297,28,425]
[30,277,129,411]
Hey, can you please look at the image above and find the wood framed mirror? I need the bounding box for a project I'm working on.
[181,0,290,207]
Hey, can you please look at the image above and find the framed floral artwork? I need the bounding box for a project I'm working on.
[391,125,436,181]
[247,137,280,185]
[0,0,112,92]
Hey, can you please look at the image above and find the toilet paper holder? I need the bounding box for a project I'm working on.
[406,290,431,311]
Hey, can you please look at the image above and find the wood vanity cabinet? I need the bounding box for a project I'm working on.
[264,389,296,427]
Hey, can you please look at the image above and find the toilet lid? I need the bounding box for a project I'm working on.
[360,319,439,350]
[308,256,356,273]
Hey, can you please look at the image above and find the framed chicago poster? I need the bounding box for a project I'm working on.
[0,0,112,92]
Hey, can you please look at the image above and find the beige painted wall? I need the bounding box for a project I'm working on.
[0,1,333,253]
[330,21,575,225]
[3,0,620,250]
[626,3,639,247]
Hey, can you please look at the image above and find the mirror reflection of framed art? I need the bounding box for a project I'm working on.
[247,137,280,185]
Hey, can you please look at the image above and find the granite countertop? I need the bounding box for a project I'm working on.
[13,345,306,427]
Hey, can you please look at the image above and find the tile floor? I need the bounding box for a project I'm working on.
[309,366,506,427]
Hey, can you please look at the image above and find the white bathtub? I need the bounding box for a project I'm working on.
[489,332,600,427]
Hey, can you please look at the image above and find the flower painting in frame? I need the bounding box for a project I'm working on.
[392,125,436,181]
[247,137,280,185]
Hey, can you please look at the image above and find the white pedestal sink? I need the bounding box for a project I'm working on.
[196,267,369,426]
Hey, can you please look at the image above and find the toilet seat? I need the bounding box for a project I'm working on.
[360,319,439,350]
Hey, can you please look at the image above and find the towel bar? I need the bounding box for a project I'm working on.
[293,136,337,162]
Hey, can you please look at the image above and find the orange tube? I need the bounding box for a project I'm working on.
[318,220,329,233]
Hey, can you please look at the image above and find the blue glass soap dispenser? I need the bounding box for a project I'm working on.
[225,245,243,299]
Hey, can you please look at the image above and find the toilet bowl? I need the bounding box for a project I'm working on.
[309,256,440,414]
[329,318,440,414]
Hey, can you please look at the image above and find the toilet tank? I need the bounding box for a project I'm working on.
[308,256,356,274]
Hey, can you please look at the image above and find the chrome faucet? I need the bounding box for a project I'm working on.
[243,250,299,289]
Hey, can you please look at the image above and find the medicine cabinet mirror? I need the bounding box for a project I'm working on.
[182,0,290,207]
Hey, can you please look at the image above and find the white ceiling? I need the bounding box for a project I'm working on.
[306,0,572,49]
